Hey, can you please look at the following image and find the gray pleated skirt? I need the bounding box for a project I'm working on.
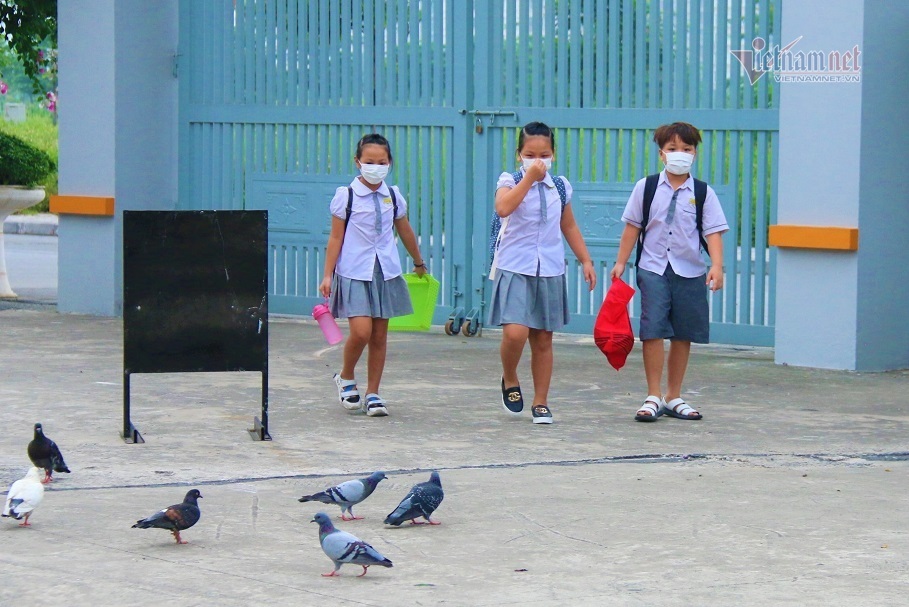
[330,257,414,319]
[486,269,569,331]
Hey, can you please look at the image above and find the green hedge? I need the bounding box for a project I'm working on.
[0,130,55,187]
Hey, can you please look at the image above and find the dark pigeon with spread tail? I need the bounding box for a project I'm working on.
[384,471,444,526]
[27,423,71,484]
[132,489,202,544]
[298,471,386,520]
[311,511,393,577]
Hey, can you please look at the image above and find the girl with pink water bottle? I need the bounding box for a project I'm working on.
[319,133,426,417]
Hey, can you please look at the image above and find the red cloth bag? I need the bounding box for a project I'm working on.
[594,277,636,370]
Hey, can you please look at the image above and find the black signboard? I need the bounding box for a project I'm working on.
[122,210,270,442]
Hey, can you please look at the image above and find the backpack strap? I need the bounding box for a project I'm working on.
[389,186,399,220]
[552,175,568,211]
[345,186,354,231]
[514,170,568,211]
[635,173,660,268]
[347,186,400,230]
[635,174,710,267]
[693,178,708,255]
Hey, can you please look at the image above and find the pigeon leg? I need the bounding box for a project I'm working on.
[173,530,188,544]
[357,566,369,577]
[18,513,32,527]
[321,571,341,577]
[408,519,426,525]
[340,508,364,521]
[426,517,441,526]
[41,470,52,484]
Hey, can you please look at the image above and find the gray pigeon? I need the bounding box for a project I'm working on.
[311,511,393,577]
[383,471,444,526]
[298,471,386,520]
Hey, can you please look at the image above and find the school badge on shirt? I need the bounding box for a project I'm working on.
[688,197,696,206]
[383,197,393,205]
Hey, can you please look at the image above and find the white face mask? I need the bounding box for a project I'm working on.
[663,151,695,175]
[359,163,389,185]
[521,157,552,173]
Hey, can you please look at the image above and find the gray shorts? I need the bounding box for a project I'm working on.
[636,263,709,343]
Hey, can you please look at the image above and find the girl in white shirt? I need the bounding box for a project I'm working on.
[489,122,597,424]
[320,133,426,417]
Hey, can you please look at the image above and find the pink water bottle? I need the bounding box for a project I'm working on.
[312,300,344,345]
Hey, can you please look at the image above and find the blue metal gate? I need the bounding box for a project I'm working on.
[178,0,780,346]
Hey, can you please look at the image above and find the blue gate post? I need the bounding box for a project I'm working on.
[448,0,475,334]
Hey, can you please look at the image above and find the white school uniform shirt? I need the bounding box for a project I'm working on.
[621,170,728,278]
[330,178,408,281]
[494,171,572,277]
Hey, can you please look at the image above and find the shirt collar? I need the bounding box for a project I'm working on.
[519,171,555,188]
[350,177,390,197]
[658,169,694,191]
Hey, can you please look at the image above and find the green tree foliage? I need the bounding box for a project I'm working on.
[0,0,56,93]
[0,130,55,186]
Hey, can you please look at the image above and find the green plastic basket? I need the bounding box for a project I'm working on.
[389,273,440,332]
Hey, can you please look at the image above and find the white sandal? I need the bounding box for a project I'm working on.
[635,395,663,422]
[333,373,362,411]
[661,397,703,420]
[364,393,388,417]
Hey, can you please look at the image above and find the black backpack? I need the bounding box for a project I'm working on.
[635,174,708,267]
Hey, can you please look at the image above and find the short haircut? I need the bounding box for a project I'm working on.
[517,121,556,154]
[653,122,702,148]
[356,133,393,162]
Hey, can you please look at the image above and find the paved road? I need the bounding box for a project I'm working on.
[1,308,908,606]
[1,233,57,301]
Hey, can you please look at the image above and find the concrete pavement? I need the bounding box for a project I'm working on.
[0,232,57,303]
[2,212,58,236]
[0,309,907,605]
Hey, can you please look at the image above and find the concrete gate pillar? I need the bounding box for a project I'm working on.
[773,0,909,370]
[55,0,178,315]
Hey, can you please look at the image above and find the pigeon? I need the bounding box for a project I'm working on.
[298,471,386,521]
[132,489,203,544]
[3,467,45,527]
[27,423,71,484]
[384,471,444,526]
[311,511,393,577]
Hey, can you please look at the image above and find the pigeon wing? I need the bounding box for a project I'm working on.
[320,529,362,563]
[133,502,198,531]
[322,530,391,568]
[165,503,201,531]
[383,490,419,526]
[27,437,52,470]
[49,440,71,473]
[300,478,364,506]
[3,476,44,518]
[414,483,444,518]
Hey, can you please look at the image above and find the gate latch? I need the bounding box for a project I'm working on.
[460,109,519,132]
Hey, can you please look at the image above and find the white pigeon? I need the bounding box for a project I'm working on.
[3,467,45,527]
[310,511,393,577]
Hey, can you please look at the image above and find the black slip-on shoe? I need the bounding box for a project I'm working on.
[501,378,524,415]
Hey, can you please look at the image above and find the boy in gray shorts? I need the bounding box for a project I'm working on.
[610,122,728,422]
